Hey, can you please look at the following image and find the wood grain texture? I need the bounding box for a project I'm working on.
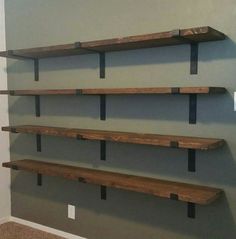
[0,26,225,59]
[0,87,226,96]
[2,159,222,205]
[81,26,225,52]
[2,125,225,150]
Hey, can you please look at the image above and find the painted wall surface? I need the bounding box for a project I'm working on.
[4,0,236,238]
[0,0,10,220]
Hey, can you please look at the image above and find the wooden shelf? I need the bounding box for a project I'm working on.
[0,25,225,219]
[2,159,222,205]
[2,125,224,150]
[0,87,226,96]
[0,87,226,124]
[0,26,225,59]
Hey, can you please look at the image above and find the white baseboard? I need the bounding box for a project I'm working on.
[0,216,11,225]
[7,216,86,239]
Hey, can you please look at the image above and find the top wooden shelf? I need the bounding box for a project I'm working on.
[0,26,226,59]
[2,125,224,150]
[0,87,226,96]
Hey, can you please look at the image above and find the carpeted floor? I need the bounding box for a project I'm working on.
[0,222,66,239]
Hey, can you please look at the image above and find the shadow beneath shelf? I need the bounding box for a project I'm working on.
[8,133,236,187]
[7,91,236,124]
[5,38,236,74]
[5,53,99,74]
[107,92,236,124]
[197,93,236,124]
[8,95,100,120]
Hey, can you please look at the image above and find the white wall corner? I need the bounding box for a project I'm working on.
[0,0,11,220]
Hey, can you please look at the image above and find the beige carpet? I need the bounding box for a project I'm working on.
[0,222,66,239]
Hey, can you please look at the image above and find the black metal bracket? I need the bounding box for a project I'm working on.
[172,29,199,75]
[171,143,196,172]
[170,141,179,148]
[74,42,106,79]
[35,95,40,117]
[74,42,81,48]
[101,185,107,200]
[7,50,40,81]
[188,149,196,172]
[100,95,106,120]
[36,134,41,152]
[37,173,42,186]
[189,94,197,124]
[190,43,198,75]
[77,135,82,140]
[170,193,196,218]
[170,193,179,201]
[34,59,39,81]
[76,89,83,95]
[171,89,198,124]
[78,177,107,200]
[100,140,106,161]
[99,52,105,79]
[187,202,196,218]
[77,135,86,140]
[171,87,180,94]
[78,177,86,183]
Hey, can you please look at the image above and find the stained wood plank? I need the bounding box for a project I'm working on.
[0,44,91,59]
[2,159,222,205]
[0,89,78,96]
[81,26,225,52]
[0,26,225,59]
[0,87,226,96]
[2,125,224,150]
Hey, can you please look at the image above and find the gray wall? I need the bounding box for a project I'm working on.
[4,0,236,238]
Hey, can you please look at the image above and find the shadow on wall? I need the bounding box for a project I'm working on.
[5,52,99,74]
[8,91,236,124]
[9,133,236,187]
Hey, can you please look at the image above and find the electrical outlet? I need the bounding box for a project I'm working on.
[234,92,236,111]
[68,204,75,220]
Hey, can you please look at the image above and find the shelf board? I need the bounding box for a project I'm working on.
[2,159,222,205]
[2,125,224,150]
[0,87,226,96]
[0,26,225,59]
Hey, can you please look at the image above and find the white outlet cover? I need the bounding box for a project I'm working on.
[68,204,75,220]
[234,92,236,111]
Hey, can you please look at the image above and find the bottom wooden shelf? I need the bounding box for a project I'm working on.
[2,159,222,206]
